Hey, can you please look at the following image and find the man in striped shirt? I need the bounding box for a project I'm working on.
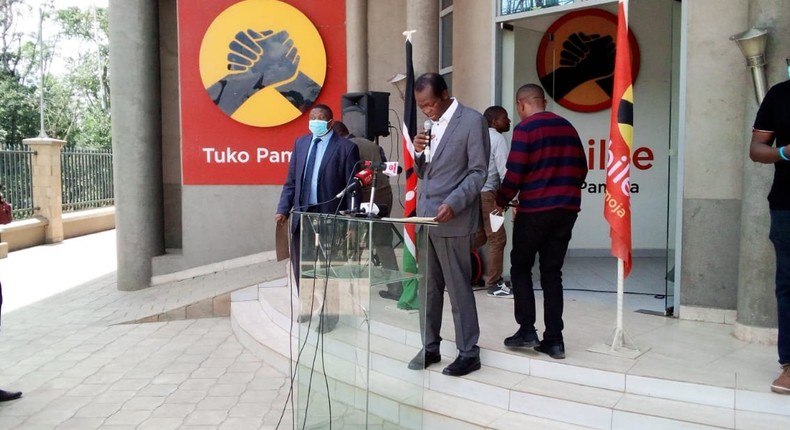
[495,84,588,360]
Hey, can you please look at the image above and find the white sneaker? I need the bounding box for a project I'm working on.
[487,280,512,298]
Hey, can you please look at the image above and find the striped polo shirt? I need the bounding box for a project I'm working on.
[495,111,588,213]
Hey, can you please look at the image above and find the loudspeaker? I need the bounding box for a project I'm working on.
[341,91,390,139]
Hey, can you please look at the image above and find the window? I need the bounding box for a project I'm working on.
[440,0,453,91]
[499,0,575,16]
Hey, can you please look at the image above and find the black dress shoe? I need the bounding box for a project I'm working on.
[0,389,22,402]
[504,329,540,348]
[316,314,339,334]
[407,349,441,370]
[442,356,481,377]
[535,341,565,359]
[378,290,401,301]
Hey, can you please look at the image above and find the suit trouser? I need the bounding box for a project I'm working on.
[290,214,340,319]
[418,231,480,358]
[371,208,401,295]
[510,209,577,343]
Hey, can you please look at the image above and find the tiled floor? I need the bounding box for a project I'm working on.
[1,232,788,429]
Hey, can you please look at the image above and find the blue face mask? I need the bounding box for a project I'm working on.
[309,120,330,137]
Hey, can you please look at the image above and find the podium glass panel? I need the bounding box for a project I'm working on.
[295,212,430,429]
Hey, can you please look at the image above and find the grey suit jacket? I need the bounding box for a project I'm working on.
[414,102,490,237]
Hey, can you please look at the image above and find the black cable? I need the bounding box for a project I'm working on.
[275,221,326,429]
[529,287,665,298]
[566,288,666,298]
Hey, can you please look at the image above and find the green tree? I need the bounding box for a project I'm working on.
[0,2,110,148]
[0,0,39,146]
[50,6,110,148]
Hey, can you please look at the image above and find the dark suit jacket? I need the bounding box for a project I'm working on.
[277,132,361,232]
[414,102,489,237]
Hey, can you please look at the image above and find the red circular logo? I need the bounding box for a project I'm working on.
[536,9,640,113]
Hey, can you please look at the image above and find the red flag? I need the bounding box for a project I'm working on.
[604,0,633,277]
[398,34,419,310]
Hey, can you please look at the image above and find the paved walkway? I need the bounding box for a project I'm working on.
[0,231,294,429]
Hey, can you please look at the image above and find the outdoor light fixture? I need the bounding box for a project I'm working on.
[388,73,407,100]
[730,27,769,103]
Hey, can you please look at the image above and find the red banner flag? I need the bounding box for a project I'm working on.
[604,0,633,277]
[398,33,419,310]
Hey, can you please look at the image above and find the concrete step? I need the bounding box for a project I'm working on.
[231,282,790,429]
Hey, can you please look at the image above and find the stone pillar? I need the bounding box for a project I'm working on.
[23,137,66,244]
[407,0,439,76]
[346,0,368,92]
[108,0,164,291]
[735,0,790,343]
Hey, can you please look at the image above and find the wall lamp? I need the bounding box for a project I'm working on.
[388,73,407,100]
[730,27,769,103]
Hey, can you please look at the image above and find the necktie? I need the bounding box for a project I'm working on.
[301,138,321,208]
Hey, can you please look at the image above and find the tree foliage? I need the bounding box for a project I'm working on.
[0,1,110,149]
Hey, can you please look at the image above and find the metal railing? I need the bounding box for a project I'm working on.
[61,147,114,213]
[0,143,36,220]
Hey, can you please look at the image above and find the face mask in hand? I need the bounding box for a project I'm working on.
[309,120,330,137]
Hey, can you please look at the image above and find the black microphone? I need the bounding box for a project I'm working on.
[423,119,432,162]
[364,160,403,175]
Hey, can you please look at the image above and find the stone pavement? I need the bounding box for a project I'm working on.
[0,231,294,429]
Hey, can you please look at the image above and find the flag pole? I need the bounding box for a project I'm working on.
[588,0,648,359]
[590,258,645,358]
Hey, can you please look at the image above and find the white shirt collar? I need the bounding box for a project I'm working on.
[433,98,458,126]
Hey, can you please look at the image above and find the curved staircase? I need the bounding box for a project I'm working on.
[231,278,790,429]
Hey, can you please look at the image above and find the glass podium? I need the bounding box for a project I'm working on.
[294,212,432,429]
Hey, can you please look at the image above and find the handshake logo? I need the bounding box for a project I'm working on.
[200,0,327,127]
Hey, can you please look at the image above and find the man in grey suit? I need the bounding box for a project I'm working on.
[407,73,490,376]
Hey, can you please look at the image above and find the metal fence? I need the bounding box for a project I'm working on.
[61,147,114,213]
[0,143,36,219]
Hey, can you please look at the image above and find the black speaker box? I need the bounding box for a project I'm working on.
[341,91,390,139]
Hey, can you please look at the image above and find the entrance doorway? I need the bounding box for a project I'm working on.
[495,0,682,315]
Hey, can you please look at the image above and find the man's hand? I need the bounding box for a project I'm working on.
[434,204,455,223]
[413,129,432,153]
[275,213,288,225]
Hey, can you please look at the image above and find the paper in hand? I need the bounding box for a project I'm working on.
[489,210,505,233]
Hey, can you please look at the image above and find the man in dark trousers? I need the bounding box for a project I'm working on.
[0,282,23,401]
[408,73,489,377]
[496,83,587,360]
[748,77,790,394]
[275,104,361,333]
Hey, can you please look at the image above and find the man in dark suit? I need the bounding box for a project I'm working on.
[332,121,402,301]
[408,73,490,376]
[275,104,361,332]
[0,282,23,402]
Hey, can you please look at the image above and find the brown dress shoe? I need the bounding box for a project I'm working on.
[771,364,790,394]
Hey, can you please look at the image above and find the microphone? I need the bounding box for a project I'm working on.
[423,119,432,162]
[335,168,374,199]
[363,160,403,176]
